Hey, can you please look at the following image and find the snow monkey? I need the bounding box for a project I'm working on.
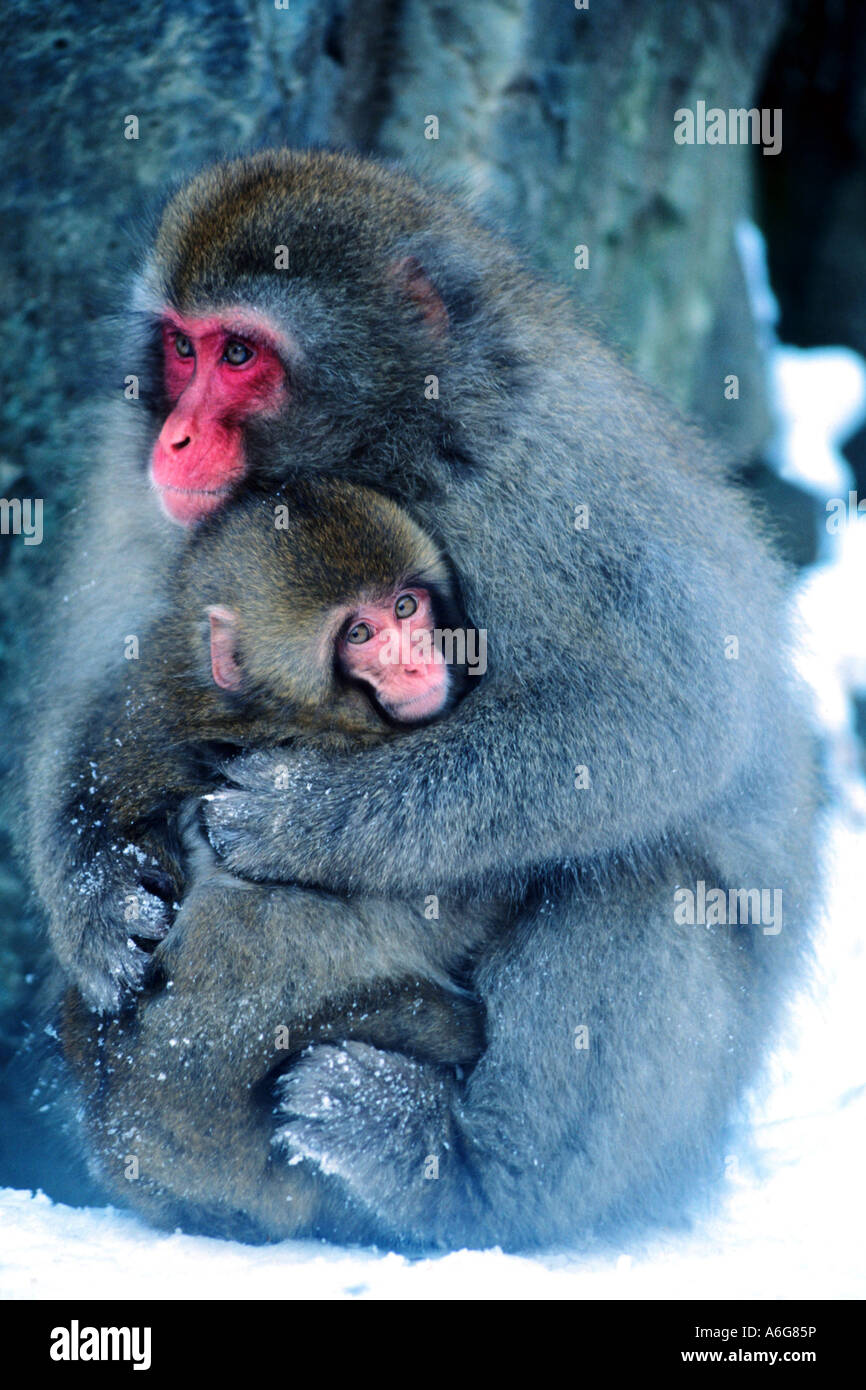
[60,475,477,954]
[59,477,492,1239]
[28,150,819,1250]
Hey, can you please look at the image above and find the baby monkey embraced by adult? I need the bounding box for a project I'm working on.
[60,478,491,1241]
[28,149,819,1251]
[54,476,478,1007]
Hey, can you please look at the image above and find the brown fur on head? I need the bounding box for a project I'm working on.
[176,476,457,728]
[153,150,466,304]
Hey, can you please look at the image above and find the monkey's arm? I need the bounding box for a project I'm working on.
[202,666,751,896]
[29,687,203,1012]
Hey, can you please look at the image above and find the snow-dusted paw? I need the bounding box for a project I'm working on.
[73,889,172,1014]
[273,1042,454,1208]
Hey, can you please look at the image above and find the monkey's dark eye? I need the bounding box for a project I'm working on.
[394,594,418,619]
[174,333,193,358]
[223,340,253,366]
[347,622,374,645]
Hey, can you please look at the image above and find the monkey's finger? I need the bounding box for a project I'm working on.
[126,889,173,942]
[215,749,288,788]
[200,790,249,859]
[274,1059,362,1188]
[80,935,155,1014]
[275,1118,346,1183]
[138,865,178,903]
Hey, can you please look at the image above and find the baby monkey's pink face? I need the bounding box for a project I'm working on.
[207,584,451,726]
[337,587,449,724]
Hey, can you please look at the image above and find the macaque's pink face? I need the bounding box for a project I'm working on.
[150,311,287,525]
[207,586,451,726]
[338,588,449,723]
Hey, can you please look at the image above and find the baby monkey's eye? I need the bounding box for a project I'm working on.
[174,333,194,358]
[347,622,374,645]
[394,594,418,619]
[223,340,254,366]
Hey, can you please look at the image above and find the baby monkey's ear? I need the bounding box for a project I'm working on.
[207,605,243,691]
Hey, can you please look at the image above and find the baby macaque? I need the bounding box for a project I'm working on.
[59,476,493,1239]
[67,475,473,969]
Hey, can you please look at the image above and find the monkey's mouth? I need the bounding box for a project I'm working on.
[156,483,232,526]
[383,682,449,724]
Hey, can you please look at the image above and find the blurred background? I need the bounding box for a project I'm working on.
[0,0,864,1289]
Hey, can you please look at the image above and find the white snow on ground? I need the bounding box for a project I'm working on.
[2,258,865,1299]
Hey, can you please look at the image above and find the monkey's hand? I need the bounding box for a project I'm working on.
[274,1042,484,1248]
[60,847,175,1013]
[202,694,560,895]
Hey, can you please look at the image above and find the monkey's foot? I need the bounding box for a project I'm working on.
[273,1042,464,1241]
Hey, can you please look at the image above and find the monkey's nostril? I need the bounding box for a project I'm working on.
[172,436,191,451]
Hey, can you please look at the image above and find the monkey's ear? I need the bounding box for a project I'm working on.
[390,256,449,340]
[207,605,244,691]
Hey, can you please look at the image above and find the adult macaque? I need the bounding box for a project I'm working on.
[28,150,818,1250]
